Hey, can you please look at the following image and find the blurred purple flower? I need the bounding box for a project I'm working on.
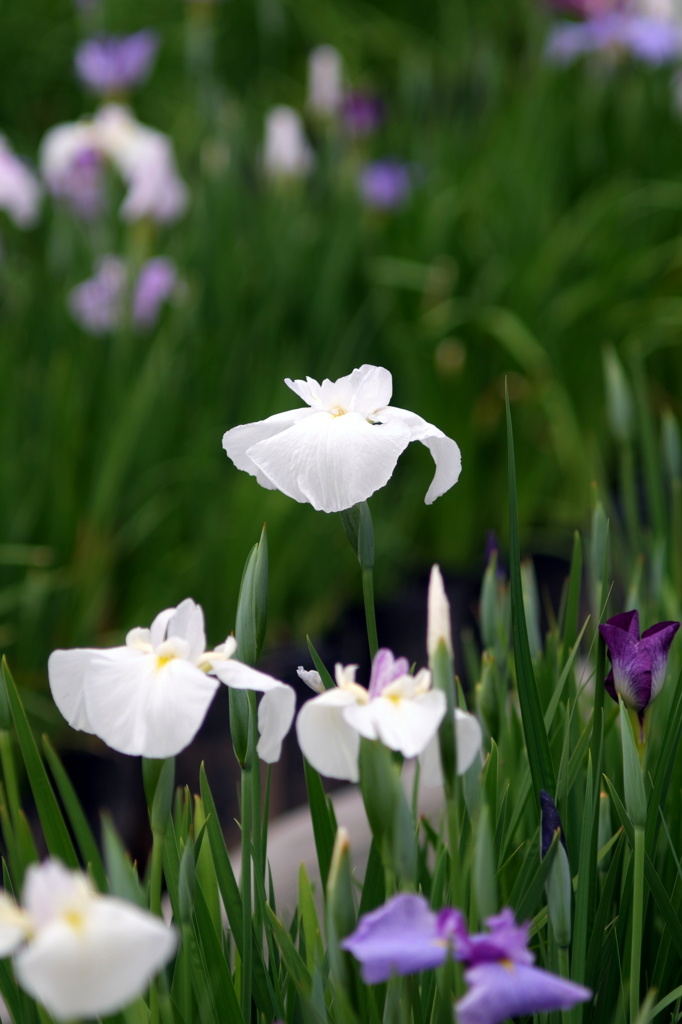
[61,147,105,219]
[69,255,180,335]
[599,610,679,728]
[342,93,384,137]
[0,135,42,228]
[342,898,591,1023]
[75,31,159,95]
[358,159,412,210]
[548,0,624,15]
[546,12,682,64]
[69,256,127,335]
[132,257,179,330]
[340,894,465,983]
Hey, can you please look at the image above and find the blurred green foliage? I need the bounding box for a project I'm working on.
[1,0,682,681]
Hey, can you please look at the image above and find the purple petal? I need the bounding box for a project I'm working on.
[358,160,412,211]
[459,909,534,966]
[540,790,568,859]
[68,256,127,336]
[605,610,640,638]
[340,894,454,982]
[600,620,653,713]
[604,668,617,705]
[75,30,159,95]
[132,257,178,331]
[367,648,411,698]
[640,621,680,700]
[457,962,591,1024]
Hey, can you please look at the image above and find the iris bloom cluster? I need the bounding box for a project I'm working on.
[546,0,682,64]
[342,895,591,1024]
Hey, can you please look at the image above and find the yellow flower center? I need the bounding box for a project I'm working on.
[329,406,347,418]
[62,909,86,932]
[156,655,175,672]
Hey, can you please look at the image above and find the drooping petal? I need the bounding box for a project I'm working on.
[84,649,219,757]
[211,660,295,763]
[641,620,680,700]
[296,688,362,782]
[166,598,206,663]
[222,408,317,493]
[0,894,31,956]
[456,961,591,1024]
[380,406,462,504]
[247,409,412,513]
[15,897,177,1021]
[344,690,446,759]
[419,709,483,785]
[341,894,452,983]
[48,648,119,734]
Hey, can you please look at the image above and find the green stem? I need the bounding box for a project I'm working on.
[558,946,572,1024]
[630,826,645,1024]
[149,828,165,1024]
[241,766,253,1024]
[446,794,462,909]
[362,566,379,660]
[249,692,263,942]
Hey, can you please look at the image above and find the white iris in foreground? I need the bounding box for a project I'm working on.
[295,648,481,783]
[222,364,462,513]
[0,860,176,1021]
[48,598,295,761]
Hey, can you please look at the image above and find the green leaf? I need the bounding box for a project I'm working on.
[266,905,313,995]
[570,752,594,996]
[235,525,268,668]
[102,815,145,907]
[303,758,335,891]
[505,391,556,801]
[562,531,583,660]
[305,637,335,691]
[1,658,78,868]
[193,882,244,1024]
[42,735,107,892]
[358,839,385,918]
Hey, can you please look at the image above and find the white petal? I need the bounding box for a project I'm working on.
[166,599,206,662]
[84,649,219,757]
[419,709,483,786]
[427,565,453,660]
[22,862,90,927]
[346,365,393,417]
[15,897,177,1021]
[382,406,462,503]
[296,689,362,782]
[211,660,296,763]
[149,607,176,647]
[0,894,30,957]
[47,649,119,734]
[343,690,446,759]
[222,407,316,492]
[248,409,412,513]
[297,667,325,694]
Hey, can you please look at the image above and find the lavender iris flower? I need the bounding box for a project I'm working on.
[599,610,679,730]
[342,897,591,1023]
[75,31,159,95]
[132,257,178,330]
[546,12,682,64]
[342,93,384,137]
[358,159,412,210]
[340,894,464,983]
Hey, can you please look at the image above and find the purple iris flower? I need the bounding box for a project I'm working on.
[75,30,159,95]
[340,894,465,983]
[132,257,178,330]
[599,610,679,730]
[342,93,384,137]
[546,12,682,65]
[68,255,127,335]
[358,159,412,211]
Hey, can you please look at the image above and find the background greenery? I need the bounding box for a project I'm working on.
[2,0,682,690]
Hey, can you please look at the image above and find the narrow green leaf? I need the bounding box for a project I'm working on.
[563,531,583,659]
[358,839,385,918]
[305,637,335,691]
[303,758,335,891]
[266,905,313,994]
[194,882,244,1024]
[102,815,145,907]
[571,752,594,996]
[42,736,107,892]
[2,658,78,867]
[505,391,556,800]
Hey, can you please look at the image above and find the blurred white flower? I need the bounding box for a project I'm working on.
[40,103,189,224]
[0,135,42,228]
[222,364,462,513]
[307,45,343,116]
[296,648,447,782]
[297,666,325,694]
[0,860,176,1021]
[263,106,314,179]
[48,598,295,761]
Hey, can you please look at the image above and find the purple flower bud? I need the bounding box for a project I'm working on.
[132,257,179,330]
[358,159,412,211]
[342,93,384,137]
[75,31,159,96]
[599,611,679,726]
[68,256,127,335]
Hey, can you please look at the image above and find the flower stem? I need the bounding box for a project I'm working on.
[630,826,645,1023]
[362,566,379,661]
[149,828,165,1024]
[240,764,253,1024]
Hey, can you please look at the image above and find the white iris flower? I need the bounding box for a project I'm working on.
[0,860,176,1021]
[48,598,295,762]
[222,364,462,514]
[295,648,481,783]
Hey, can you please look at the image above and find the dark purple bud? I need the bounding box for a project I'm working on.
[599,611,679,719]
[342,93,384,137]
[540,790,568,859]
